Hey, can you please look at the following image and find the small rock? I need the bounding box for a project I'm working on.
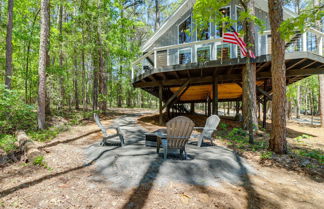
[301,159,311,167]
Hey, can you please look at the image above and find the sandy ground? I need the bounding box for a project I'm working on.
[0,109,323,209]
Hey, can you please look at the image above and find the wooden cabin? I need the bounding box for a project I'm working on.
[132,0,324,123]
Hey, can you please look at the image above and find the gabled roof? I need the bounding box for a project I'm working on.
[141,0,297,52]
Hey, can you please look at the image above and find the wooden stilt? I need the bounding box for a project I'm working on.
[262,80,268,128]
[159,84,163,125]
[208,98,211,116]
[212,76,219,115]
[190,102,195,113]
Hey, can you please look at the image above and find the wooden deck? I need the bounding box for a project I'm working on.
[133,52,324,102]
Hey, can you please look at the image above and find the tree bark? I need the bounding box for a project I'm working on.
[319,75,324,127]
[154,0,160,31]
[241,0,258,143]
[37,0,50,129]
[296,84,300,118]
[5,0,14,89]
[268,0,287,154]
[73,54,79,110]
[16,131,42,162]
[58,1,65,108]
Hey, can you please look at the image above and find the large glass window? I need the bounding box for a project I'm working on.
[179,17,191,44]
[179,48,192,64]
[197,46,211,62]
[217,44,230,60]
[307,32,317,52]
[197,23,210,41]
[236,7,243,32]
[216,7,230,38]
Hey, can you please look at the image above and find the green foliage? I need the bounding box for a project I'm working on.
[0,85,37,134]
[0,134,17,153]
[32,155,51,170]
[227,128,248,141]
[280,5,324,41]
[28,129,60,142]
[260,151,273,159]
[219,122,228,130]
[295,149,324,164]
[294,134,312,142]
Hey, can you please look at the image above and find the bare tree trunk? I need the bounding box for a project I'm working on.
[37,0,50,129]
[241,0,258,144]
[73,54,79,110]
[58,1,65,108]
[154,0,160,31]
[268,0,287,154]
[5,0,13,89]
[296,84,300,118]
[319,76,324,127]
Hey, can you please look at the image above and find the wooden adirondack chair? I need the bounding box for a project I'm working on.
[157,116,195,160]
[94,113,125,146]
[195,115,220,147]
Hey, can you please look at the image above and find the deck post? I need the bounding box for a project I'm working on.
[154,50,157,69]
[208,98,211,116]
[262,80,268,128]
[302,33,307,52]
[235,101,240,116]
[319,36,323,56]
[159,84,163,125]
[190,102,195,113]
[212,75,219,115]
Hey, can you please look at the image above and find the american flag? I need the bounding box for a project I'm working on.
[223,27,256,59]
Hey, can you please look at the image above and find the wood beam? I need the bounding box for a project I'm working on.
[256,62,270,72]
[149,75,156,82]
[301,61,317,69]
[212,75,218,115]
[256,85,272,100]
[135,67,324,88]
[287,58,306,70]
[162,80,190,110]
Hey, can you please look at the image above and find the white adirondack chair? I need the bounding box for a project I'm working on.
[94,113,125,146]
[195,115,220,147]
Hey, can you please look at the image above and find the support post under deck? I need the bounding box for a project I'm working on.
[159,84,163,125]
[262,80,268,128]
[212,76,219,115]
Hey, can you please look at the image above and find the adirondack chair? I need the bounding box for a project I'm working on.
[157,116,195,160]
[195,115,220,147]
[93,113,125,146]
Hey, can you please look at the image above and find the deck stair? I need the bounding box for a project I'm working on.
[285,31,302,49]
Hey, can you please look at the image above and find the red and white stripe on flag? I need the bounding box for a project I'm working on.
[223,32,256,59]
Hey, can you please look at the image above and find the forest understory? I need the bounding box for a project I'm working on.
[0,108,323,209]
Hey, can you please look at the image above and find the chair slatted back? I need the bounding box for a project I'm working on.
[94,113,108,138]
[202,115,220,139]
[166,116,195,149]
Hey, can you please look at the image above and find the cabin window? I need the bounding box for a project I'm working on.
[197,46,210,62]
[215,7,230,38]
[307,32,317,52]
[179,48,192,64]
[197,23,210,41]
[216,44,230,59]
[236,6,243,32]
[179,17,192,44]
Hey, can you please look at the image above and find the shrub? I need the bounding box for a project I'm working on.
[219,123,228,130]
[0,84,37,134]
[0,134,17,153]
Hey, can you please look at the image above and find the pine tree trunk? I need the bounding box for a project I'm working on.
[154,0,160,31]
[268,0,287,154]
[58,1,65,108]
[5,0,13,89]
[296,85,300,118]
[73,54,79,110]
[319,75,324,127]
[37,0,50,129]
[241,0,258,143]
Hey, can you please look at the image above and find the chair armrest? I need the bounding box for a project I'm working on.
[167,136,189,139]
[194,127,204,130]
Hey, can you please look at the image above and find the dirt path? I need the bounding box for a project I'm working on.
[0,110,323,209]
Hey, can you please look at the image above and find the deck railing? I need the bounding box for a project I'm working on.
[132,28,324,81]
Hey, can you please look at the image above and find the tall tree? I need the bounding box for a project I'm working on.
[154,0,160,31]
[37,0,50,129]
[5,0,13,89]
[240,0,258,144]
[268,0,287,154]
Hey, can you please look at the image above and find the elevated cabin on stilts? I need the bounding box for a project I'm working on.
[132,0,324,125]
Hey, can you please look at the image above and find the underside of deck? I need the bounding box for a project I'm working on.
[133,52,324,104]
